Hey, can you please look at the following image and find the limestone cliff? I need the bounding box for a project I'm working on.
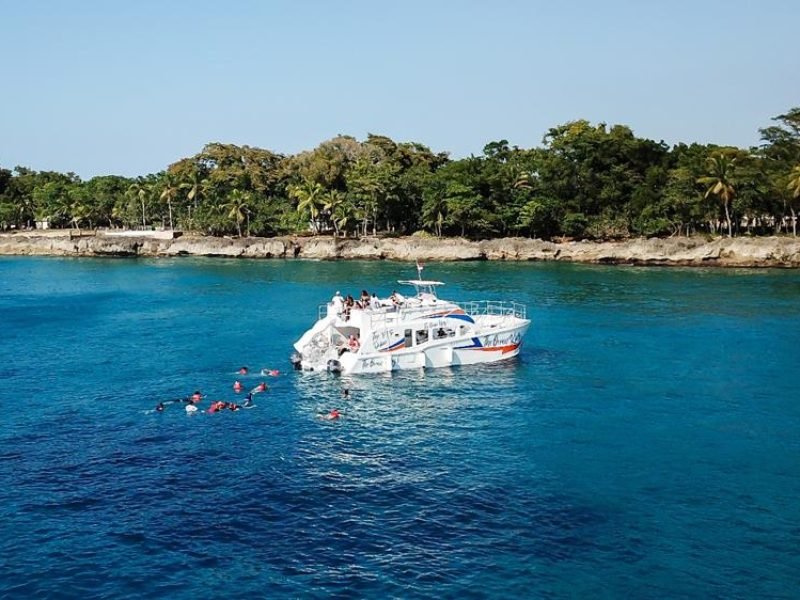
[1,231,799,267]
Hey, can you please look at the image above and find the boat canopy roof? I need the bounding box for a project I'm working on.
[397,279,444,286]
[398,279,445,299]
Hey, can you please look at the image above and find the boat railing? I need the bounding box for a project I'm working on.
[317,299,526,322]
[318,302,405,323]
[460,300,527,320]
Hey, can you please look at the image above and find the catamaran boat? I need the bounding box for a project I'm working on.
[291,267,530,374]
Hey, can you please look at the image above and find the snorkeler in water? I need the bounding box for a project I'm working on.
[207,401,228,414]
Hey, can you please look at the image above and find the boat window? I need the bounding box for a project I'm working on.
[404,329,413,348]
[434,327,454,339]
[415,329,429,345]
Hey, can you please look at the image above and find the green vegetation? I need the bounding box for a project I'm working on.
[2,109,800,239]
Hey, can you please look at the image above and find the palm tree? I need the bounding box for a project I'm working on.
[69,197,90,236]
[159,177,180,230]
[180,170,205,230]
[698,154,737,237]
[323,189,347,237]
[48,190,74,229]
[110,201,127,229]
[350,172,383,236]
[786,164,800,236]
[127,181,150,229]
[421,194,448,238]
[288,180,325,234]
[222,189,251,237]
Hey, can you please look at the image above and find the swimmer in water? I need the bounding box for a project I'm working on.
[207,401,227,414]
[342,389,350,399]
[243,393,254,408]
[191,391,203,403]
[155,402,165,412]
[233,381,243,393]
[319,409,341,420]
[260,369,280,377]
[228,403,241,412]
[252,382,267,394]
[238,366,249,375]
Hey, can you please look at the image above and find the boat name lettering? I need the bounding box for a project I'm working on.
[481,332,521,348]
[373,329,398,350]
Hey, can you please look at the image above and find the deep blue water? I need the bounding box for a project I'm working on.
[1,256,799,599]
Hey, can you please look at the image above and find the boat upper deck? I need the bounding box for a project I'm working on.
[317,298,526,326]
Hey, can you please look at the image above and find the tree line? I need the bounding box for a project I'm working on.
[2,108,799,239]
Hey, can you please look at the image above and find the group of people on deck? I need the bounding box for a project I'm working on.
[331,289,406,320]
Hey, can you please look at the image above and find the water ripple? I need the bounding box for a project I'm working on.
[1,258,799,598]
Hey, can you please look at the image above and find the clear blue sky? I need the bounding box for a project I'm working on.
[1,0,797,178]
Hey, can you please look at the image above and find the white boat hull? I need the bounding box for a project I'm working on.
[309,320,529,375]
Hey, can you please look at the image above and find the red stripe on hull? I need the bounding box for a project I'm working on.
[470,342,520,354]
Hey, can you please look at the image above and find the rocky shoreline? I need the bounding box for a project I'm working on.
[1,231,800,268]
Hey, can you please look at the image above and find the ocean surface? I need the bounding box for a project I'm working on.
[0,256,798,599]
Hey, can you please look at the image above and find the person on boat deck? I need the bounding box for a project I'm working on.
[344,295,355,320]
[360,289,371,306]
[370,293,381,310]
[331,291,344,314]
[348,334,360,352]
[390,290,405,306]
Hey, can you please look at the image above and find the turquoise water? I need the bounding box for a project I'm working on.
[1,257,798,598]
